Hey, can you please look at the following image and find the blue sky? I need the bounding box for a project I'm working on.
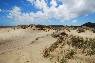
[0,0,95,26]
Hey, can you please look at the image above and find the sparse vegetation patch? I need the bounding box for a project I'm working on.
[70,36,95,55]
[43,30,95,63]
[77,27,85,33]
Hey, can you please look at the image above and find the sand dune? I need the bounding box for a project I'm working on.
[0,27,95,63]
[0,28,56,63]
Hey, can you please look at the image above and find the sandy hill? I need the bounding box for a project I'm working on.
[0,25,95,63]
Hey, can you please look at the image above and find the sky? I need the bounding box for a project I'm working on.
[0,0,95,26]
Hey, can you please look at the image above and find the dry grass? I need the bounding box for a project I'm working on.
[43,31,68,58]
[43,38,64,58]
[43,30,95,63]
[77,27,85,33]
[70,36,95,56]
[92,28,95,33]
[0,39,13,45]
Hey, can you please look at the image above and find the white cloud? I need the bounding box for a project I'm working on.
[8,0,95,24]
[8,6,49,25]
[50,0,57,7]
[60,0,95,15]
[8,7,34,24]
[0,9,2,12]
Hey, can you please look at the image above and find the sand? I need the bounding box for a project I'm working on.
[0,28,95,63]
[0,28,57,63]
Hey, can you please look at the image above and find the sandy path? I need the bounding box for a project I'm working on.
[0,29,57,63]
[22,34,56,63]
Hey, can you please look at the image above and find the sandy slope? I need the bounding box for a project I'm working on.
[0,28,95,63]
[0,28,57,63]
[68,30,95,38]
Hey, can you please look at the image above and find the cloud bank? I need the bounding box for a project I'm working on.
[8,0,95,25]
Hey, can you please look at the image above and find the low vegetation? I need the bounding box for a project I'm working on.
[43,31,68,58]
[43,30,95,63]
[59,49,76,63]
[77,27,85,33]
[71,36,95,55]
[92,28,95,33]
